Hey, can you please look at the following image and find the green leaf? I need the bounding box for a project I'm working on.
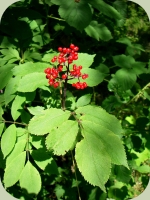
[136,165,150,173]
[6,139,27,167]
[88,0,122,20]
[0,105,4,120]
[0,64,15,90]
[132,62,147,75]
[0,150,5,169]
[27,106,45,116]
[113,54,135,68]
[0,123,4,137]
[23,50,42,62]
[85,21,112,41]
[81,121,128,167]
[115,68,137,91]
[12,62,49,76]
[0,48,20,60]
[30,135,45,149]
[31,149,53,170]
[71,53,96,68]
[28,108,70,135]
[42,51,58,63]
[4,152,26,188]
[4,76,21,105]
[116,37,132,46]
[76,105,123,138]
[46,120,78,155]
[11,94,26,121]
[68,68,105,87]
[55,0,92,30]
[75,131,111,192]
[76,94,92,107]
[19,161,41,195]
[96,63,110,74]
[0,36,17,48]
[1,124,16,158]
[21,110,31,124]
[114,165,131,184]
[17,72,48,92]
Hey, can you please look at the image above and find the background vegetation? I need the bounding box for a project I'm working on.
[0,0,150,199]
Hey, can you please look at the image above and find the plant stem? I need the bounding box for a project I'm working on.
[62,64,70,111]
[71,150,81,200]
[128,82,150,104]
[0,120,28,126]
[48,15,65,21]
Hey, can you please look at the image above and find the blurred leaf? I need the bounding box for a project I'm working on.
[85,21,112,41]
[52,0,92,30]
[115,68,137,91]
[113,54,135,69]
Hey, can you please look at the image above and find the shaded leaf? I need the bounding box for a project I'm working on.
[115,68,137,91]
[0,64,15,90]
[85,21,112,41]
[53,0,92,30]
[113,54,135,68]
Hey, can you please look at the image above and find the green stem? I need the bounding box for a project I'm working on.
[70,150,81,200]
[0,120,27,126]
[128,82,150,104]
[48,15,65,21]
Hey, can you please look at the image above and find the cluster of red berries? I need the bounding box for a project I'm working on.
[44,44,88,89]
[51,44,79,64]
[44,67,60,88]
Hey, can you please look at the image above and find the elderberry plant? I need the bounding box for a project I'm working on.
[0,44,129,197]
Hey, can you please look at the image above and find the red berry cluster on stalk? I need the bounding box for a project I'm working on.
[44,44,88,89]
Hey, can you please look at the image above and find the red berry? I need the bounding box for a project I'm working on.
[70,44,75,49]
[83,82,87,88]
[73,55,78,60]
[44,68,51,74]
[53,82,59,88]
[58,47,63,52]
[73,64,77,70]
[74,46,79,51]
[63,48,67,53]
[49,79,54,85]
[51,58,55,62]
[62,74,67,80]
[46,74,51,79]
[58,65,63,72]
